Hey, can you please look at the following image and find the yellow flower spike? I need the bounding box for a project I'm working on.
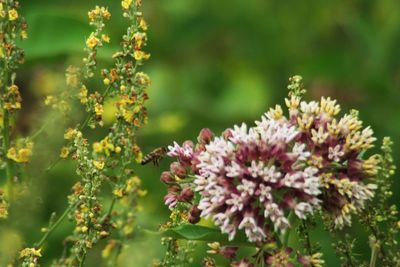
[8,9,18,21]
[86,33,100,49]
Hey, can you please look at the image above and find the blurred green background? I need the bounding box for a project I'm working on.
[1,0,400,266]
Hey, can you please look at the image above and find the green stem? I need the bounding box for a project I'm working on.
[79,253,86,267]
[369,243,379,267]
[34,202,78,248]
[107,197,117,218]
[30,119,51,140]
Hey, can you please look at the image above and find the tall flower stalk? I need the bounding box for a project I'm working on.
[0,0,29,208]
[18,0,151,266]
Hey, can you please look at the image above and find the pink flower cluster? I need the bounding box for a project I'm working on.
[162,95,380,242]
[166,120,321,242]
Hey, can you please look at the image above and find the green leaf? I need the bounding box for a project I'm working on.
[142,224,255,247]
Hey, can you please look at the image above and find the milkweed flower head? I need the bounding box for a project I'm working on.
[162,75,382,246]
[194,119,321,242]
[166,119,322,242]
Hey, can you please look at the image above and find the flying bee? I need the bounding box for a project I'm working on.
[141,146,167,166]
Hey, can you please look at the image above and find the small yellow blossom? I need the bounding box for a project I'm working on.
[60,147,70,159]
[93,160,105,170]
[88,6,111,21]
[113,188,124,198]
[21,30,28,39]
[139,18,148,31]
[64,128,78,140]
[133,50,150,61]
[79,85,88,104]
[86,33,100,49]
[94,103,104,116]
[93,137,114,155]
[18,148,32,163]
[19,248,42,258]
[101,34,110,43]
[7,143,33,163]
[103,78,110,85]
[8,9,18,21]
[122,0,133,9]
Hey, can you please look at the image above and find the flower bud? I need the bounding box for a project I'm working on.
[170,162,186,178]
[179,187,194,202]
[222,128,233,140]
[160,171,174,184]
[168,185,181,193]
[197,128,214,144]
[188,204,201,224]
[220,246,239,260]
